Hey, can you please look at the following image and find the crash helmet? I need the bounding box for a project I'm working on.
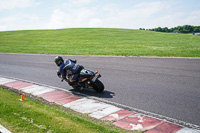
[54,56,64,66]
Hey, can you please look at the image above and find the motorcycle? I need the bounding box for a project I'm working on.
[57,61,104,93]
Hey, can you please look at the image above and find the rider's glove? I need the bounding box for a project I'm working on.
[57,70,61,78]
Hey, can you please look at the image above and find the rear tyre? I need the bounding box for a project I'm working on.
[93,79,104,93]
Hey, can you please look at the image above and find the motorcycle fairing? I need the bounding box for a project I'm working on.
[80,69,94,78]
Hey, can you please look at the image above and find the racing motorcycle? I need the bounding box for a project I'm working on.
[57,61,104,93]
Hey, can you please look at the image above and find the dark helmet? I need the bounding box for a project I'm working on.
[54,56,64,66]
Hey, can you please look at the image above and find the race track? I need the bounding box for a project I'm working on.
[0,53,200,126]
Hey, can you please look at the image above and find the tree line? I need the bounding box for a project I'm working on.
[139,25,200,33]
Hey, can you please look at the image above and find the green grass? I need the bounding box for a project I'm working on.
[0,28,200,57]
[0,88,131,133]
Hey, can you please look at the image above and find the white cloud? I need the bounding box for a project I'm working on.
[0,0,199,31]
[46,9,68,29]
[147,10,200,29]
[132,1,166,18]
[96,1,169,29]
[148,12,185,28]
[0,13,41,31]
[63,0,95,7]
[89,18,102,27]
[0,0,39,10]
[46,1,168,29]
[45,0,98,29]
[46,7,97,29]
[185,10,200,25]
[98,1,200,29]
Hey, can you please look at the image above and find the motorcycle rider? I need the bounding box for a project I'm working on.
[54,56,84,85]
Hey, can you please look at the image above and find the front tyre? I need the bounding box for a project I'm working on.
[93,79,104,93]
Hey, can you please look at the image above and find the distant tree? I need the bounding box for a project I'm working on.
[182,25,193,33]
[173,29,179,33]
[155,27,162,32]
[148,25,200,33]
[139,28,145,30]
[168,28,173,32]
[194,27,200,32]
[177,26,183,33]
[164,27,169,32]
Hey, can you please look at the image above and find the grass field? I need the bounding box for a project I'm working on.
[0,88,131,133]
[0,28,199,57]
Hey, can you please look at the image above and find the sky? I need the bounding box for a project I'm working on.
[0,0,200,31]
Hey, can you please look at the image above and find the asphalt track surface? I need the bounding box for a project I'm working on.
[0,53,200,126]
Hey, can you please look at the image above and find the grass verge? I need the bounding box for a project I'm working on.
[0,28,199,57]
[0,88,135,133]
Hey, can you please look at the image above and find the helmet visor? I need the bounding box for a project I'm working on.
[56,60,62,66]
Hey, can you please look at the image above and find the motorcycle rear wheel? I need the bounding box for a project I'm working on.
[93,79,104,93]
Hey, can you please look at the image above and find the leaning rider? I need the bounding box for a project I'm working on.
[54,56,84,85]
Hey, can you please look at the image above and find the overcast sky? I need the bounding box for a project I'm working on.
[0,0,200,31]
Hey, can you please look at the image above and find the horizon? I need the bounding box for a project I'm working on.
[1,26,200,32]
